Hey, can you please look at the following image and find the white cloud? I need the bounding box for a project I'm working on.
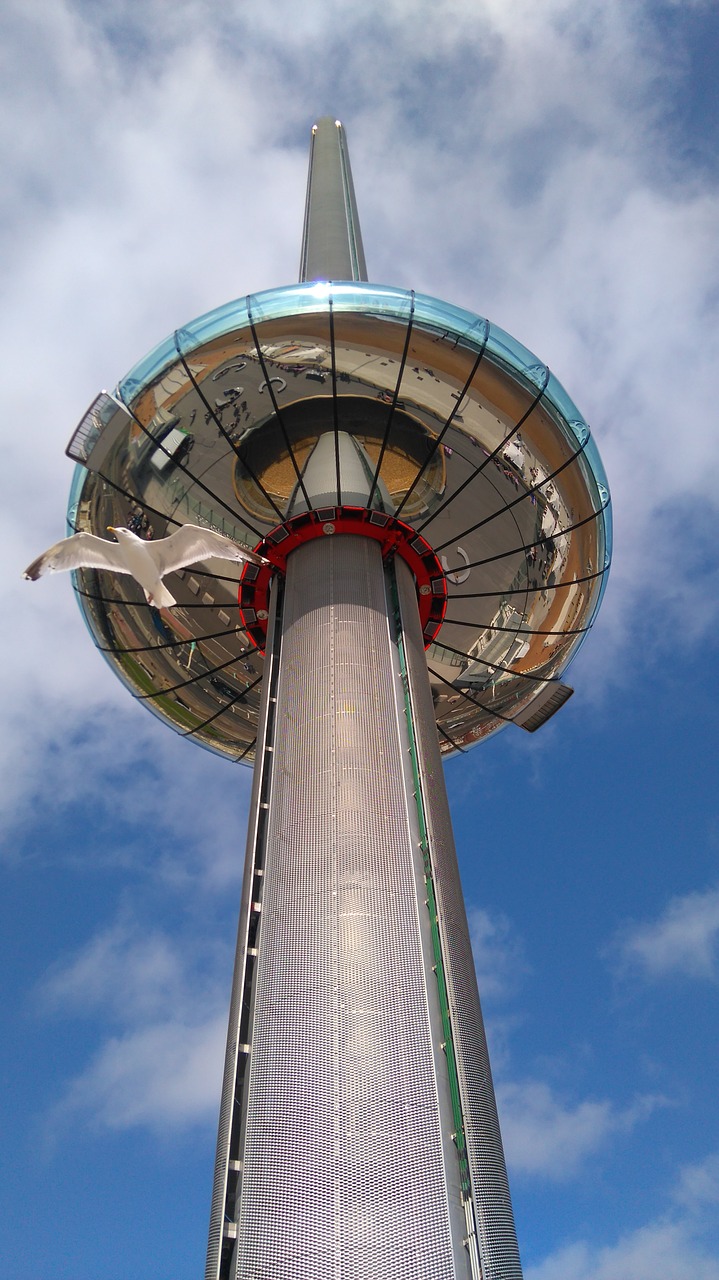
[0,586,250,884]
[525,1222,719,1280]
[469,906,528,1001]
[39,914,221,1023]
[38,913,230,1132]
[2,0,718,827]
[497,1079,665,1179]
[58,1015,227,1131]
[674,1152,719,1212]
[468,906,668,1182]
[525,1150,719,1279]
[614,886,719,981]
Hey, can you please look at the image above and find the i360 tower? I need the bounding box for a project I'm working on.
[63,119,611,1280]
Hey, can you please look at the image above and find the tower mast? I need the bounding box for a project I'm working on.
[61,114,610,1280]
[205,118,521,1280]
[299,116,368,282]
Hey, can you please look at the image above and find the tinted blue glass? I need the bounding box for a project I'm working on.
[117,334,179,403]
[66,463,87,534]
[248,281,414,324]
[175,296,252,354]
[485,321,549,391]
[544,371,610,494]
[114,280,612,576]
[330,281,414,322]
[569,421,590,447]
[411,294,489,346]
[543,369,585,425]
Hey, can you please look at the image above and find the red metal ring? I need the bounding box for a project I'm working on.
[238,506,447,653]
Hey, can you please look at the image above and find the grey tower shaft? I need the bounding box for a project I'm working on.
[205,117,523,1280]
[206,537,522,1280]
[299,117,368,282]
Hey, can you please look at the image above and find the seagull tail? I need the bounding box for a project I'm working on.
[147,583,177,609]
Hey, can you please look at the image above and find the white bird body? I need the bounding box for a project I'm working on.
[24,523,269,608]
[111,528,177,607]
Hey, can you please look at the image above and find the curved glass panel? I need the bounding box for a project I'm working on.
[66,462,87,534]
[484,322,549,393]
[117,333,181,403]
[175,296,252,354]
[411,294,490,349]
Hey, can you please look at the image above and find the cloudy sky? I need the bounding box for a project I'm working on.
[2,1,719,1277]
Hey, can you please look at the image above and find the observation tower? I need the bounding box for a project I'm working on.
[64,119,611,1280]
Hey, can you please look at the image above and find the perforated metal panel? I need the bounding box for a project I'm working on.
[396,558,523,1280]
[235,535,461,1280]
[205,581,283,1280]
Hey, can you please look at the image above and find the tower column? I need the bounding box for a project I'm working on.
[299,117,368,282]
[395,561,524,1280]
[57,108,609,1280]
[236,534,469,1279]
[207,531,524,1279]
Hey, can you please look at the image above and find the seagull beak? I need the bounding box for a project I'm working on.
[107,526,116,533]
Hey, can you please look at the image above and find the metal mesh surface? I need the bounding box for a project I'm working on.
[205,582,283,1280]
[235,535,458,1280]
[396,558,524,1280]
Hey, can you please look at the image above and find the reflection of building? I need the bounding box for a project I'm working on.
[64,119,611,1279]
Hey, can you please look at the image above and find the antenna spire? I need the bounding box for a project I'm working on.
[299,117,368,282]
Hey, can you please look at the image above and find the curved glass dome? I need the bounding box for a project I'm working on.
[66,281,611,763]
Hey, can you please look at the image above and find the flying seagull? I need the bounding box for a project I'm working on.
[24,524,270,609]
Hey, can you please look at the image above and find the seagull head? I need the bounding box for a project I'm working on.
[107,526,130,540]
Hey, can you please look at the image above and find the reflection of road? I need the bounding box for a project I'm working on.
[441,546,470,584]
[76,476,262,749]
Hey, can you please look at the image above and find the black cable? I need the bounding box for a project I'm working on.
[416,371,550,535]
[424,665,514,727]
[179,674,263,737]
[394,317,489,521]
[247,302,313,512]
[174,340,286,525]
[367,291,415,510]
[329,296,342,505]
[429,637,559,685]
[432,436,589,554]
[448,566,607,600]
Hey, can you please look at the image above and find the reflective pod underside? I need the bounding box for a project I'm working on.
[68,284,611,763]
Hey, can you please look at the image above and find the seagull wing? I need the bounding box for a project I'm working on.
[24,532,129,580]
[152,524,269,575]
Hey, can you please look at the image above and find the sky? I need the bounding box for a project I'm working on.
[2,1,719,1277]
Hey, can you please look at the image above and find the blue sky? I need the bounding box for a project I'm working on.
[2,2,719,1277]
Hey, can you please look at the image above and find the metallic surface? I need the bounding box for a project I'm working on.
[204,535,526,1279]
[204,578,282,1280]
[221,535,471,1279]
[299,117,368,283]
[396,557,522,1279]
[66,284,611,765]
[238,504,447,651]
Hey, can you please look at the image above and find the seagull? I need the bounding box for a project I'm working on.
[24,523,270,609]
